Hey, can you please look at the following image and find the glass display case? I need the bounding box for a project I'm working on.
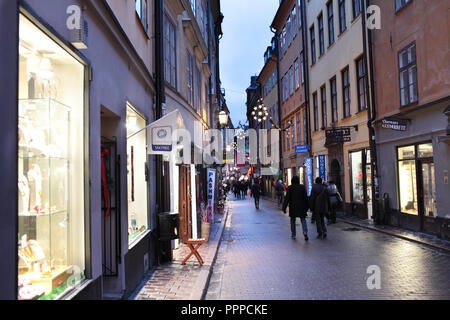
[17,98,82,300]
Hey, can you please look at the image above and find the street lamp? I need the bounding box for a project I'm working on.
[218,110,229,127]
[251,98,269,124]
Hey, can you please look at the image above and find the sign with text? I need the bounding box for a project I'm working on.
[305,158,313,197]
[381,118,408,131]
[206,168,216,222]
[318,155,327,182]
[151,126,172,152]
[326,128,351,137]
[295,145,309,154]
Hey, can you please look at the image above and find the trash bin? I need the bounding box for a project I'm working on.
[157,212,179,263]
[158,212,179,241]
[375,193,390,225]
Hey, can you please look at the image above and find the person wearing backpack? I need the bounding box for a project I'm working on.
[309,177,330,239]
[327,180,343,224]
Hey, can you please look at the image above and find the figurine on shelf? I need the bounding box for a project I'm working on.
[27,164,44,215]
[18,174,30,215]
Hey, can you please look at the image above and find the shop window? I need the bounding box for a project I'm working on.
[397,143,435,217]
[398,160,418,215]
[126,105,149,244]
[17,15,85,300]
[418,143,433,158]
[350,151,364,204]
[398,145,415,159]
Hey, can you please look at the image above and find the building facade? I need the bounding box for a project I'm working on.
[306,0,373,219]
[272,0,309,188]
[370,0,450,234]
[0,0,224,300]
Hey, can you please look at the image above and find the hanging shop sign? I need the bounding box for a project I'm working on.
[151,126,172,152]
[206,168,216,222]
[305,158,313,196]
[381,118,408,132]
[326,128,351,137]
[295,145,309,154]
[318,155,327,182]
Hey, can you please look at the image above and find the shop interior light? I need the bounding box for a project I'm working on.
[38,57,54,79]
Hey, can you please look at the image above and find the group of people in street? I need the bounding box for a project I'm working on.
[232,180,249,200]
[282,176,343,241]
[228,175,343,241]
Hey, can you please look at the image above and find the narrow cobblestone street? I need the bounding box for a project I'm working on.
[205,197,450,300]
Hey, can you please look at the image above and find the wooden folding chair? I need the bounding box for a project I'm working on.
[181,238,206,266]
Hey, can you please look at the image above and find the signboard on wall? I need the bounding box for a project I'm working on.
[295,145,309,154]
[305,158,313,196]
[318,155,327,182]
[206,168,216,222]
[381,118,408,131]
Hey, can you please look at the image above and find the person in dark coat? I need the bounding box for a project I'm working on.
[282,176,309,241]
[327,180,343,224]
[251,179,262,210]
[275,179,285,208]
[309,177,330,239]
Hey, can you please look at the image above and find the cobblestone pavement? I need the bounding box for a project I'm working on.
[130,210,229,300]
[205,197,450,300]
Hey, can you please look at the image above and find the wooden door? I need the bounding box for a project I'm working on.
[179,165,192,242]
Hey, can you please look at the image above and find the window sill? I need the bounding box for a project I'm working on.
[328,40,336,50]
[338,28,348,38]
[395,1,413,15]
[356,108,368,115]
[342,115,352,120]
[400,100,419,109]
[135,13,150,39]
[351,13,362,25]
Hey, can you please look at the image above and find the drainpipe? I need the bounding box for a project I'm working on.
[269,28,283,179]
[362,0,380,219]
[155,0,169,262]
[155,0,165,215]
[300,0,312,159]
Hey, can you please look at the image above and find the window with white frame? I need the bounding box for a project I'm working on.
[135,0,148,31]
[164,16,177,88]
[186,51,194,106]
[398,42,418,107]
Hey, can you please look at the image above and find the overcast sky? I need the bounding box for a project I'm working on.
[220,0,279,128]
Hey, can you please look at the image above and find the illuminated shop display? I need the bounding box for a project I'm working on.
[397,143,436,217]
[17,15,85,300]
[126,105,149,244]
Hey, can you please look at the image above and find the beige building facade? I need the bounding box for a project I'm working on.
[306,0,372,218]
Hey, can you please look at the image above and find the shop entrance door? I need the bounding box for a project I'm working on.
[418,160,436,231]
[179,165,192,242]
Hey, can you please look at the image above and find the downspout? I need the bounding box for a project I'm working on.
[269,28,283,179]
[300,0,312,159]
[155,0,165,216]
[362,0,380,219]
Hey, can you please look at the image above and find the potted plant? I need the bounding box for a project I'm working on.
[217,199,225,214]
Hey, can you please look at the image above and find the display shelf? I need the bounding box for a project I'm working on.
[18,97,72,300]
[19,210,67,217]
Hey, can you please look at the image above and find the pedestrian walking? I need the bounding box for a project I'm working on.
[275,179,285,209]
[327,180,343,224]
[309,177,330,239]
[282,176,309,241]
[251,179,262,210]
